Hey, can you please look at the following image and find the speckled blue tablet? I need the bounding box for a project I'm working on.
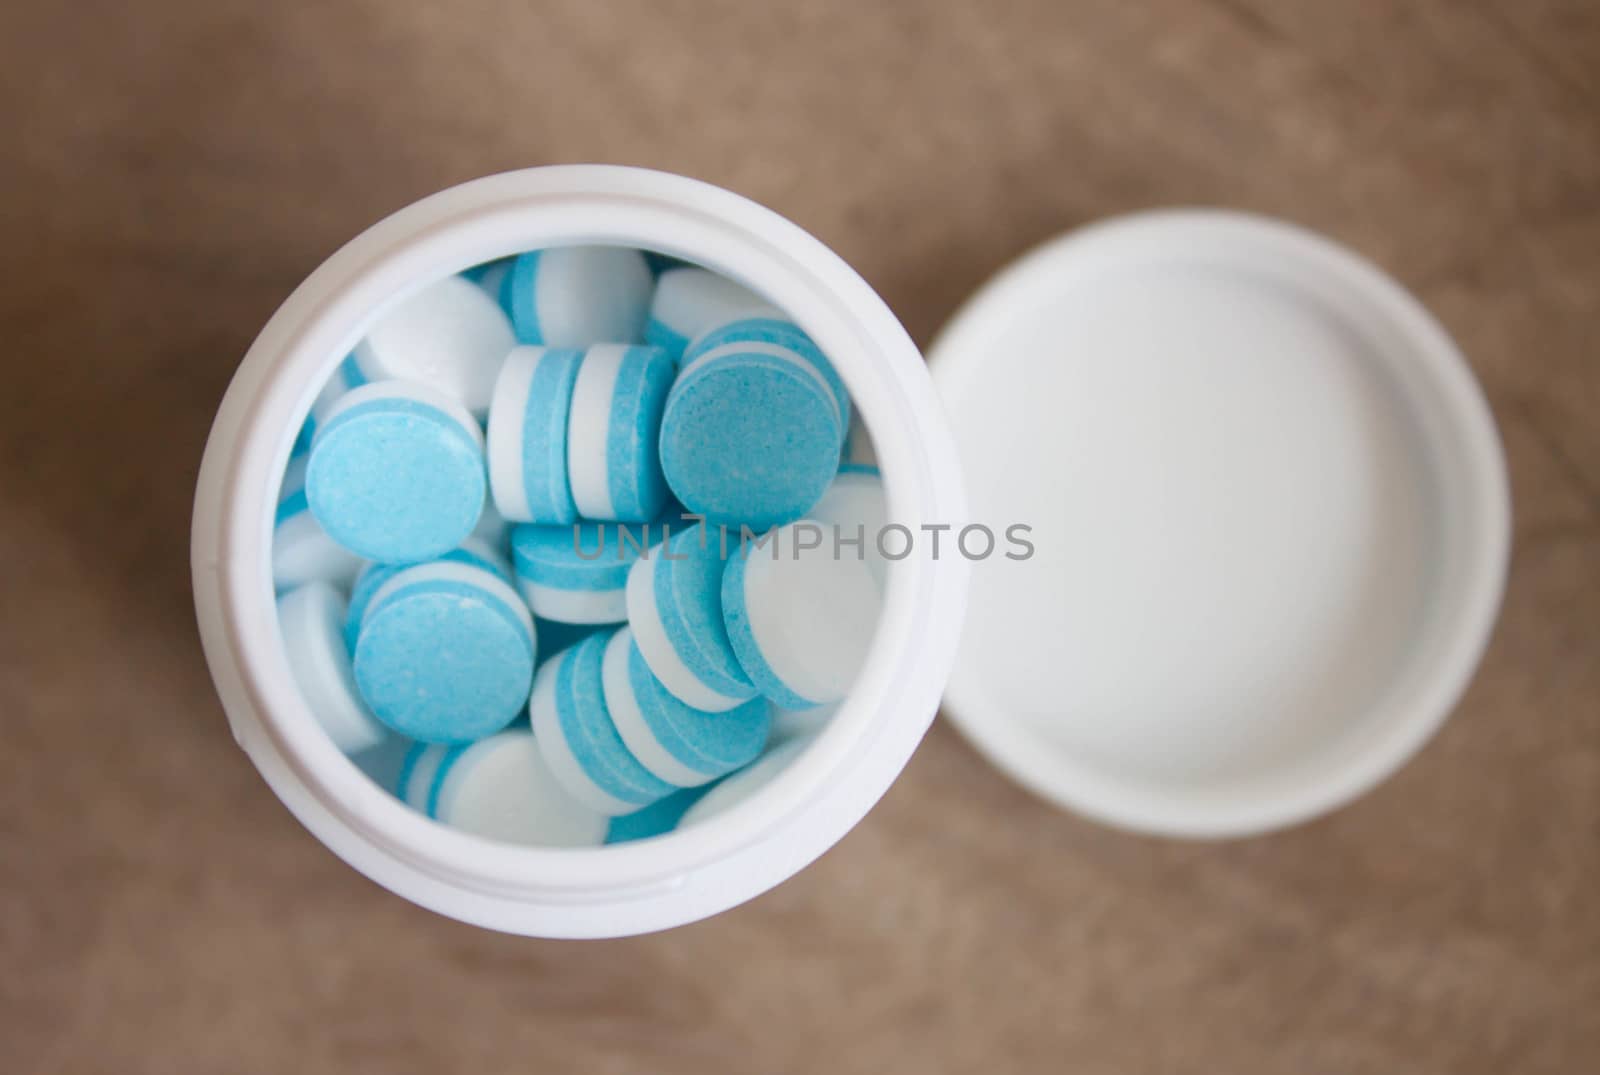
[683,310,850,442]
[600,625,771,787]
[722,523,881,710]
[530,631,676,816]
[644,268,761,364]
[624,523,757,712]
[352,559,536,743]
[604,784,710,844]
[305,381,486,564]
[486,345,582,524]
[510,518,670,625]
[344,536,513,651]
[660,341,842,530]
[273,455,363,592]
[565,344,675,521]
[504,246,654,346]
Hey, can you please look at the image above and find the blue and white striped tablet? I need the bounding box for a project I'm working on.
[625,523,758,712]
[807,469,890,590]
[465,258,520,328]
[273,455,363,592]
[352,275,515,417]
[276,581,388,753]
[486,345,582,525]
[510,518,667,625]
[683,307,850,443]
[659,340,842,530]
[352,559,536,742]
[644,268,762,363]
[431,730,609,846]
[677,734,813,829]
[566,344,675,521]
[316,353,368,411]
[343,536,513,651]
[504,246,654,347]
[604,784,710,844]
[395,741,452,812]
[306,380,487,564]
[722,522,882,710]
[600,625,771,789]
[294,354,367,456]
[529,632,677,816]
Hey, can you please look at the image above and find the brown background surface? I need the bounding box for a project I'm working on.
[3,1,1597,1072]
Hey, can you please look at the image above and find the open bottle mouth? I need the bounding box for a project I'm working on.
[192,167,970,936]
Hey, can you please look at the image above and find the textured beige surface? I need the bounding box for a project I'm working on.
[3,1,1598,1071]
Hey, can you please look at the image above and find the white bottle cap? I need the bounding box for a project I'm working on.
[929,210,1508,839]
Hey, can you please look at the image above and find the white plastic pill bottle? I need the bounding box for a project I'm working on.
[192,166,972,937]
